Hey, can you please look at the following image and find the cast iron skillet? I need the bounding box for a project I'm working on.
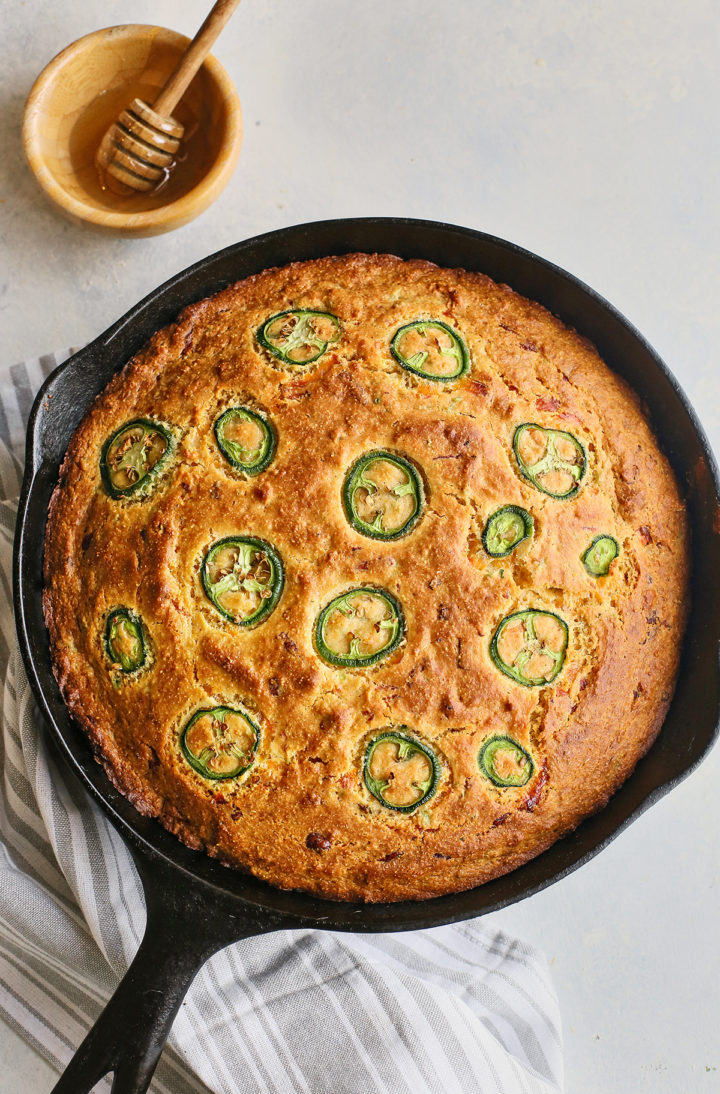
[14,218,720,1094]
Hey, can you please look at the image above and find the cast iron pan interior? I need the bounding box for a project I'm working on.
[13,218,720,1093]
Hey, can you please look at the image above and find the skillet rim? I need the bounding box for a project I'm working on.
[13,216,720,932]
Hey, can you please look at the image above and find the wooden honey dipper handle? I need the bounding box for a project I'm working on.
[153,0,242,119]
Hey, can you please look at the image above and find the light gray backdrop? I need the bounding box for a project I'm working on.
[1,1,718,1091]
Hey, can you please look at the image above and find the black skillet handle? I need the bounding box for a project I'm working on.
[51,848,279,1094]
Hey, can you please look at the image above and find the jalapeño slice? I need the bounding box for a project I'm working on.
[257,309,341,365]
[214,406,275,475]
[101,419,173,498]
[391,320,469,381]
[315,588,404,668]
[513,423,586,499]
[343,451,423,540]
[582,534,619,576]
[491,609,568,687]
[363,730,440,813]
[479,736,534,787]
[181,706,259,780]
[482,505,533,558]
[201,537,284,626]
[104,608,146,674]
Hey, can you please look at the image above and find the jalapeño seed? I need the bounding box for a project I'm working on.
[363,730,440,812]
[343,451,424,540]
[257,309,341,365]
[513,423,586,499]
[104,608,146,674]
[181,706,259,780]
[490,609,568,687]
[315,588,404,667]
[100,419,173,499]
[390,320,469,381]
[201,536,284,627]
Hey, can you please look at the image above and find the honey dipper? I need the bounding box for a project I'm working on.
[96,0,241,193]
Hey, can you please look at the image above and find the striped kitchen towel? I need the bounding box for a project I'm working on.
[0,349,563,1094]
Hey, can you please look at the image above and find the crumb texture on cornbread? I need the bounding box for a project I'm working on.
[43,254,689,902]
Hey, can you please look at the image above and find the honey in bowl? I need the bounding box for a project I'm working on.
[22,25,242,235]
[71,82,212,211]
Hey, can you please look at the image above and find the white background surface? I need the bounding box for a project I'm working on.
[1,1,719,1091]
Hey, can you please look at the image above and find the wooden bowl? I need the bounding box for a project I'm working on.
[22,24,243,236]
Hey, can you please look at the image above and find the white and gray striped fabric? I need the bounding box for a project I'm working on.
[0,349,563,1094]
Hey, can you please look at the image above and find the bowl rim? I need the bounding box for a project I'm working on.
[21,22,242,231]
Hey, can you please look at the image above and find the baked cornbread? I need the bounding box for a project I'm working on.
[43,254,689,902]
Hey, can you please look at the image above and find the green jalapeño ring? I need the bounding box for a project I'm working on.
[513,423,586,499]
[490,608,568,687]
[582,534,619,576]
[478,735,534,787]
[100,419,173,498]
[363,730,440,813]
[390,319,469,381]
[214,406,275,475]
[343,451,424,540]
[104,608,146,674]
[181,706,259,780]
[482,505,534,558]
[315,587,404,668]
[201,536,284,627]
[257,309,341,365]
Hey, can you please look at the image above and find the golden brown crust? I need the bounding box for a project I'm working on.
[43,253,689,901]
